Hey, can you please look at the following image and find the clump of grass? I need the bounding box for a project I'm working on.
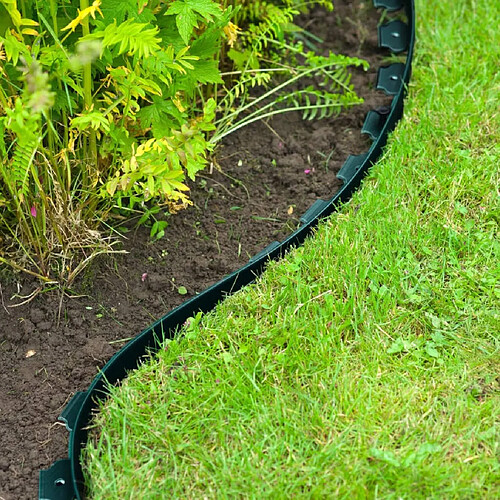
[83,0,500,497]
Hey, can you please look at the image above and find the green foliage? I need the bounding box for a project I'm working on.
[81,19,162,59]
[0,0,365,285]
[213,44,367,143]
[165,0,222,44]
[104,98,216,211]
[0,0,227,282]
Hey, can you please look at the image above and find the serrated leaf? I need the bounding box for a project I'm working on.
[136,97,183,137]
[189,59,223,84]
[99,0,155,24]
[165,0,222,44]
[190,29,221,58]
[71,112,110,133]
[185,156,207,181]
[82,19,161,59]
[176,8,197,44]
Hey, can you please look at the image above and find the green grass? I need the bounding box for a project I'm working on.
[83,0,500,497]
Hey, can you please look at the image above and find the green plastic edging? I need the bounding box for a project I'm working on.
[39,1,415,498]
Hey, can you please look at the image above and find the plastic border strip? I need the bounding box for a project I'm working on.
[39,1,415,498]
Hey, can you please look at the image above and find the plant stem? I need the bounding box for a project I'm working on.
[0,86,9,111]
[213,60,338,137]
[19,0,27,18]
[80,0,97,169]
[0,256,52,282]
[219,67,291,77]
[48,0,58,33]
[262,37,359,93]
[45,111,56,154]
[212,102,345,143]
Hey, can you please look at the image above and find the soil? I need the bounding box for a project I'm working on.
[0,2,393,498]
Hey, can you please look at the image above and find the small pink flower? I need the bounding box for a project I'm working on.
[141,272,148,282]
[304,169,311,175]
[30,205,37,217]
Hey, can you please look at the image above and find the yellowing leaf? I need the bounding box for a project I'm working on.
[172,96,186,113]
[20,18,39,27]
[21,28,39,36]
[162,169,184,180]
[106,177,118,196]
[61,0,103,33]
[136,138,155,156]
[166,179,190,191]
[147,175,155,196]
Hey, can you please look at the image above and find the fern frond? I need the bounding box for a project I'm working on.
[282,0,334,14]
[229,71,272,100]
[245,4,298,52]
[9,138,38,202]
[276,86,363,120]
[238,1,285,23]
[213,43,367,144]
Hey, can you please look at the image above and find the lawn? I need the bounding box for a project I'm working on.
[83,0,500,497]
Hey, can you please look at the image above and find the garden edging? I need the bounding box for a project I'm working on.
[38,1,415,498]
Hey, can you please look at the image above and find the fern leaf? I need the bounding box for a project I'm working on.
[10,138,37,202]
[245,3,297,52]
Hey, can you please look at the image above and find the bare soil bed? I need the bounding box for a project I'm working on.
[0,2,393,498]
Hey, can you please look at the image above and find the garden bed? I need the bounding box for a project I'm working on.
[0,1,391,498]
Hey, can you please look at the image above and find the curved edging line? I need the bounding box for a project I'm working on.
[39,2,415,498]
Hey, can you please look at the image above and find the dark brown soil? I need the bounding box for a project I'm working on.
[0,2,392,498]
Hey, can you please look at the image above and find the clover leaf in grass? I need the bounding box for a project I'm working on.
[387,338,415,354]
[369,448,401,467]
